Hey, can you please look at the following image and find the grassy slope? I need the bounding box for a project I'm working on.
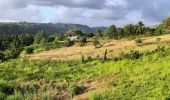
[2,34,170,99]
[89,50,170,100]
[28,34,170,61]
[1,46,170,99]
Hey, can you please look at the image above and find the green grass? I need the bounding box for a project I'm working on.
[1,46,170,99]
[89,49,170,100]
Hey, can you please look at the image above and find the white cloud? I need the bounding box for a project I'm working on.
[0,0,169,26]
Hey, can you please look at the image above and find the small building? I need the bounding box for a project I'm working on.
[67,36,78,41]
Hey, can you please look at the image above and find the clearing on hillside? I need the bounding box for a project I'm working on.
[28,34,170,61]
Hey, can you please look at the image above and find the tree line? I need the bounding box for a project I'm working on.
[0,16,170,61]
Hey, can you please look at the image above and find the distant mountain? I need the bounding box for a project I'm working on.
[0,22,107,35]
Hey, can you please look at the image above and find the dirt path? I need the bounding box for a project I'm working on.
[73,73,116,100]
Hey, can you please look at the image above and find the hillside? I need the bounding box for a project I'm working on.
[1,34,170,99]
[0,22,107,35]
[28,34,170,61]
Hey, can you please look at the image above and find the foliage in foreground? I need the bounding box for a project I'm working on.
[0,46,170,99]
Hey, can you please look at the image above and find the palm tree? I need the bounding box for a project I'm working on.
[137,21,144,35]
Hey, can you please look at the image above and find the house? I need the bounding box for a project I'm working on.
[67,36,78,41]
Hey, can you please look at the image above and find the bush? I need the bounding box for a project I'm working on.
[93,37,101,48]
[87,56,92,61]
[80,36,87,46]
[66,39,74,47]
[103,49,108,61]
[119,50,141,60]
[0,51,5,61]
[1,50,21,61]
[42,42,59,51]
[11,50,21,59]
[3,50,14,60]
[81,55,85,63]
[25,47,34,54]
[135,37,142,46]
[69,84,85,96]
[156,38,161,43]
[0,92,6,100]
[0,80,14,95]
[155,45,165,52]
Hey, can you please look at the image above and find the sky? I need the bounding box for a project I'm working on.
[0,0,170,27]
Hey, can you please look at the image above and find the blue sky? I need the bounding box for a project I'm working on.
[0,0,170,27]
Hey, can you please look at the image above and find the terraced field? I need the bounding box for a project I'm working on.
[29,34,170,61]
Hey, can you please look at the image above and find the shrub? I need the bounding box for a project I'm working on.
[34,31,46,44]
[69,84,85,96]
[103,49,108,61]
[25,47,34,54]
[156,38,161,43]
[119,50,141,60]
[93,37,101,48]
[87,56,92,61]
[155,45,165,52]
[3,50,14,60]
[2,50,21,60]
[41,42,60,51]
[80,36,87,46]
[81,55,85,63]
[0,92,6,99]
[54,37,59,44]
[113,57,122,61]
[65,39,74,47]
[48,36,56,42]
[57,35,66,41]
[0,51,5,61]
[11,50,21,59]
[155,38,165,52]
[135,37,142,46]
[0,80,14,95]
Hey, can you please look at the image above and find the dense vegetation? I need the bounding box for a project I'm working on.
[0,22,106,35]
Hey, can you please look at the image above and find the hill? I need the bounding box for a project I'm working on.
[1,34,170,99]
[0,22,107,35]
[28,34,170,61]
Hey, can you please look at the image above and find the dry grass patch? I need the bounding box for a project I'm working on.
[28,34,170,61]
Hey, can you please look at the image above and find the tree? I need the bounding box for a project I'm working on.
[80,36,87,46]
[104,25,117,39]
[57,35,66,41]
[136,21,145,35]
[156,24,165,35]
[144,27,155,35]
[40,38,47,45]
[66,39,74,47]
[162,16,170,30]
[123,24,136,36]
[19,34,34,46]
[48,35,56,42]
[96,29,103,37]
[93,36,100,48]
[11,35,21,51]
[34,31,46,44]
[117,28,124,39]
[74,30,84,36]
[135,37,142,46]
[87,33,95,37]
